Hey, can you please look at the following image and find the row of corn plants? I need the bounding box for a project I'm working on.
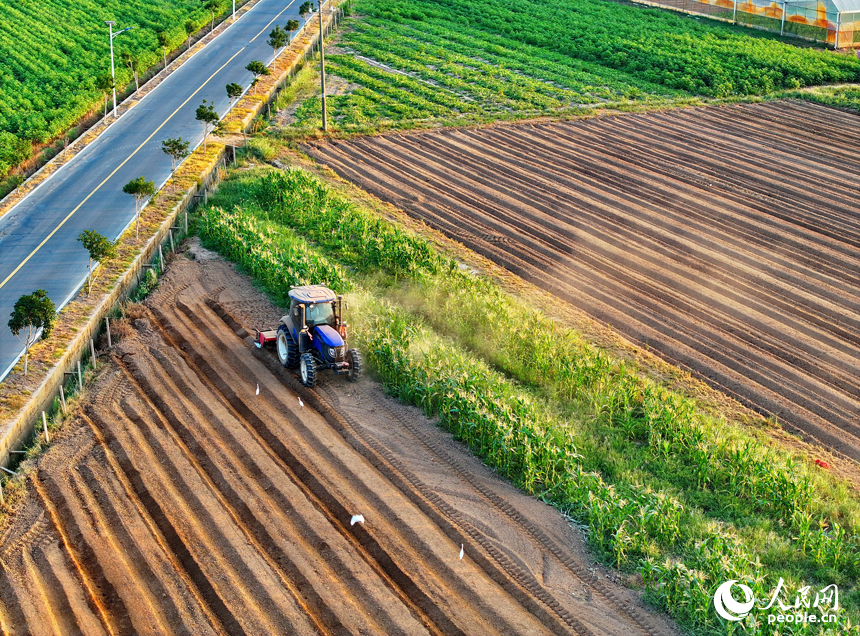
[196,204,352,304]
[198,166,858,633]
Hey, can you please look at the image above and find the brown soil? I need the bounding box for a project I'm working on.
[0,239,678,635]
[302,99,860,464]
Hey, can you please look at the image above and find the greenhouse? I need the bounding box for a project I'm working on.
[635,0,860,46]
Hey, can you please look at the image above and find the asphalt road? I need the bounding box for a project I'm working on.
[0,0,313,381]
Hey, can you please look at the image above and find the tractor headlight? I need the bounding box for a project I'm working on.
[329,347,336,358]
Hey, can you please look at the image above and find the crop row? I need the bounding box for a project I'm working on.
[201,166,860,633]
[197,203,351,302]
[352,17,680,100]
[355,0,860,97]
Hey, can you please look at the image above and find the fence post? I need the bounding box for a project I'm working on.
[106,317,112,348]
[169,228,176,253]
[733,0,738,23]
[185,210,189,234]
[90,338,97,364]
[159,243,165,271]
[59,385,67,414]
[42,412,50,444]
[0,480,4,505]
[77,360,83,389]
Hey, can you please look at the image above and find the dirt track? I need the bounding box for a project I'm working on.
[304,100,860,462]
[0,242,676,636]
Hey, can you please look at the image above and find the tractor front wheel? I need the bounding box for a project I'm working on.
[299,352,317,387]
[346,349,362,382]
[277,327,298,368]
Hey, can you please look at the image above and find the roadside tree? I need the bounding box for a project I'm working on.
[96,73,113,119]
[286,19,299,41]
[122,51,141,92]
[161,137,190,191]
[8,290,55,376]
[162,137,190,192]
[158,31,170,70]
[299,2,311,21]
[203,0,224,33]
[123,176,156,239]
[246,60,270,95]
[226,83,243,117]
[196,100,219,151]
[185,20,195,50]
[268,26,288,72]
[77,230,118,296]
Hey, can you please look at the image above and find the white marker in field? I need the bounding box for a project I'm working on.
[459,544,464,560]
[256,383,260,395]
[350,514,365,526]
[298,397,304,407]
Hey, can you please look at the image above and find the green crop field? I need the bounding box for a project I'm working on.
[0,0,215,176]
[286,0,860,132]
[197,163,860,635]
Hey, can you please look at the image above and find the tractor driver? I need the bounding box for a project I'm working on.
[305,302,335,327]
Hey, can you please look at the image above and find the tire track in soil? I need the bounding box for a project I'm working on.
[0,246,676,635]
[315,383,663,636]
[157,294,554,636]
[303,99,860,461]
[144,299,441,636]
[207,297,671,636]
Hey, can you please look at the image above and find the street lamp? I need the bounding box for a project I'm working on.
[105,21,134,120]
[318,0,327,131]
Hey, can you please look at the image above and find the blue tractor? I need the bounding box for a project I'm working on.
[255,285,361,387]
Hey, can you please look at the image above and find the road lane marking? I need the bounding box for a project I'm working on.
[249,0,297,43]
[0,46,249,292]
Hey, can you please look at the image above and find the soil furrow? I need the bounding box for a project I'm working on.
[116,359,311,635]
[84,406,231,636]
[318,382,665,636]
[333,139,860,417]
[33,467,130,635]
[164,297,548,636]
[146,301,429,636]
[305,101,860,459]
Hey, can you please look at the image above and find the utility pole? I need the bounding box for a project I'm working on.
[105,21,134,120]
[233,0,236,21]
[319,0,327,131]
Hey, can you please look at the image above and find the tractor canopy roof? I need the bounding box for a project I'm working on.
[288,285,337,304]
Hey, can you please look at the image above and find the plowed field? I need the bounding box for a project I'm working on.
[304,100,860,461]
[0,241,676,636]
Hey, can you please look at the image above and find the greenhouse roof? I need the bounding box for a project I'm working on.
[832,0,860,11]
[788,0,860,13]
[784,0,860,11]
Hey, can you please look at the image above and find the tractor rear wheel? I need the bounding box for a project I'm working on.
[277,327,298,368]
[346,349,362,382]
[299,352,317,387]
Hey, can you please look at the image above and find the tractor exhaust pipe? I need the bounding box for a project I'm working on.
[299,303,307,352]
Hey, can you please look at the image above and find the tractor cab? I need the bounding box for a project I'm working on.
[283,286,341,339]
[266,285,361,387]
